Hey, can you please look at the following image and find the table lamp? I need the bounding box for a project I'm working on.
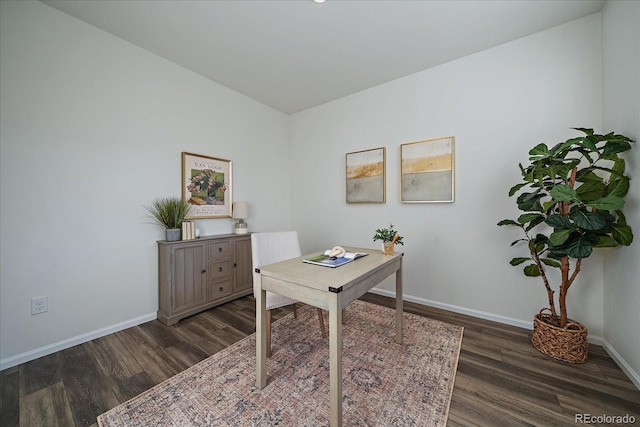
[232,202,249,234]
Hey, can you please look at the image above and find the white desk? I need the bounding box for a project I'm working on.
[255,247,403,426]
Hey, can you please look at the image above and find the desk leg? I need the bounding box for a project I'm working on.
[396,258,403,345]
[329,303,343,427]
[256,275,267,389]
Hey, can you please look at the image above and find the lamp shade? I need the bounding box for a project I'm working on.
[232,202,248,219]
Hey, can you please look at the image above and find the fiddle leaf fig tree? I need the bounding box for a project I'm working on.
[498,128,635,328]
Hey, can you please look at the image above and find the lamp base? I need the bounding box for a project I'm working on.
[235,222,248,234]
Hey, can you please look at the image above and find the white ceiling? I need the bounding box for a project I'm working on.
[41,0,605,114]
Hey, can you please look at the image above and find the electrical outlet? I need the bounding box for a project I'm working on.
[31,296,48,315]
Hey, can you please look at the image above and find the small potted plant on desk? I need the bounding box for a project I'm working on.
[144,197,191,241]
[373,223,404,255]
[498,128,635,363]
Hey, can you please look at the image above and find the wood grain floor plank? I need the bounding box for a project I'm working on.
[454,371,576,426]
[90,333,143,379]
[178,319,229,356]
[19,386,57,427]
[19,382,74,427]
[456,355,565,413]
[18,354,61,398]
[57,344,119,426]
[0,367,19,427]
[112,334,183,385]
[108,371,156,403]
[558,392,640,420]
[448,391,533,427]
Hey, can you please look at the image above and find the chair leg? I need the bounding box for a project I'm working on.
[317,308,327,339]
[293,304,298,319]
[266,309,272,358]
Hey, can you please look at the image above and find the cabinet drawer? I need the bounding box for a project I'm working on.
[208,260,232,281]
[208,241,231,260]
[210,280,233,300]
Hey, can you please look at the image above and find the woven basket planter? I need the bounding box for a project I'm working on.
[531,308,588,364]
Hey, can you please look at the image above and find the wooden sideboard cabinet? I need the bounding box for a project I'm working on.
[157,233,253,325]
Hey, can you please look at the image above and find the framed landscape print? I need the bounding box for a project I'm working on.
[346,147,386,203]
[182,152,232,218]
[401,136,454,203]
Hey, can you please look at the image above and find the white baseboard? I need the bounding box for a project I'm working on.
[601,338,640,390]
[369,289,633,356]
[370,289,640,388]
[0,312,157,371]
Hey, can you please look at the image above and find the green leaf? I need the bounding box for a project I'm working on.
[541,258,561,268]
[508,183,527,197]
[545,214,573,229]
[617,210,628,226]
[573,127,595,136]
[551,138,582,154]
[549,229,574,245]
[586,195,625,211]
[572,209,615,230]
[497,219,520,227]
[518,213,543,225]
[611,157,626,175]
[577,171,603,182]
[575,180,605,201]
[542,200,557,213]
[612,223,634,245]
[581,136,598,152]
[525,215,546,232]
[516,191,544,212]
[607,176,630,198]
[510,257,530,266]
[566,238,594,258]
[528,143,550,159]
[524,264,541,277]
[550,185,580,202]
[602,140,632,156]
[594,235,619,247]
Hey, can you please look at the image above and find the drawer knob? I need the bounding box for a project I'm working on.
[201,269,206,274]
[219,247,223,252]
[218,266,223,272]
[219,286,224,292]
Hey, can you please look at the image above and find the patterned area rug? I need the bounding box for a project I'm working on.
[98,300,463,426]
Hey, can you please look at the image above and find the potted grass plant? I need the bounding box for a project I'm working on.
[373,223,404,255]
[145,197,191,241]
[498,128,635,363]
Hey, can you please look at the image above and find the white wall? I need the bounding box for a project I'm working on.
[0,1,291,368]
[289,14,606,334]
[602,0,640,386]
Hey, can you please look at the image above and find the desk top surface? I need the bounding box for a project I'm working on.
[257,246,402,292]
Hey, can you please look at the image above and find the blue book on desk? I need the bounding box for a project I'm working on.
[303,251,368,268]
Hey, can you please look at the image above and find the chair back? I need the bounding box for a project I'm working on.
[251,231,302,309]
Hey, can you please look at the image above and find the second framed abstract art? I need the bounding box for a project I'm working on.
[346,147,386,203]
[400,136,455,203]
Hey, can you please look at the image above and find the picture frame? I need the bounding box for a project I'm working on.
[182,152,232,218]
[400,136,454,203]
[346,147,386,203]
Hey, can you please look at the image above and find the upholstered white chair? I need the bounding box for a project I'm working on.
[251,231,326,357]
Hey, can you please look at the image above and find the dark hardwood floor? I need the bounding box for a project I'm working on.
[1,294,639,426]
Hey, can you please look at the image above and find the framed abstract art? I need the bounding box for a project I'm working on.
[346,147,386,203]
[400,136,454,203]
